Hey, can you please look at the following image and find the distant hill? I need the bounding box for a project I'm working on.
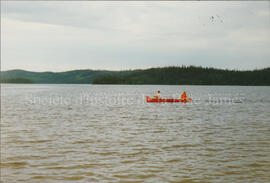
[0,69,130,84]
[1,66,270,85]
[92,66,270,86]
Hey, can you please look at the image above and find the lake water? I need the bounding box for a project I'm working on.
[1,84,270,183]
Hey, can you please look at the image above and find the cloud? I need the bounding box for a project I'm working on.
[1,1,270,71]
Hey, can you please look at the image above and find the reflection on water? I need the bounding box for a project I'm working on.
[1,84,270,182]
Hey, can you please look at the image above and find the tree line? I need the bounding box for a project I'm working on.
[92,66,270,85]
[0,78,34,83]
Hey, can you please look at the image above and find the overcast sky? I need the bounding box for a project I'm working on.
[1,1,270,72]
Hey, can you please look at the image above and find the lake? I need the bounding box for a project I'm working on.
[1,84,270,182]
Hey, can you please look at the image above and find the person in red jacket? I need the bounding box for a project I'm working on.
[181,91,187,100]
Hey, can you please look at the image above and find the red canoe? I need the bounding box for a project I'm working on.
[146,96,192,103]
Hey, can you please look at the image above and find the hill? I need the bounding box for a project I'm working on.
[1,66,270,85]
[0,69,130,84]
[92,66,270,86]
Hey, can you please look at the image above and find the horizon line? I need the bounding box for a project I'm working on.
[1,65,270,73]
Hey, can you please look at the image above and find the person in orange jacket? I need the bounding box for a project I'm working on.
[181,91,187,100]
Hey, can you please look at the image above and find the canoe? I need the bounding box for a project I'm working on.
[146,96,192,103]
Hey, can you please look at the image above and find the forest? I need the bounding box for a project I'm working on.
[92,66,270,86]
[1,66,270,85]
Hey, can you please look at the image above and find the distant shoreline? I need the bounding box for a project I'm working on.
[1,66,270,86]
[2,84,270,87]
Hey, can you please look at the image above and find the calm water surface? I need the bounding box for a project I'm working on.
[1,84,270,183]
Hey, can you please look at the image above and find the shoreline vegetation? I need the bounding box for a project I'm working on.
[0,78,34,84]
[1,66,269,85]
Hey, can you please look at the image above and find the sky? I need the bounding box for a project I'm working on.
[1,1,270,72]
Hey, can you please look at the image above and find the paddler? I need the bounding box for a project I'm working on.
[154,90,161,99]
[180,91,187,100]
